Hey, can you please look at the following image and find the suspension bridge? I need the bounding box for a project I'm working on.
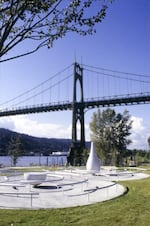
[0,62,150,164]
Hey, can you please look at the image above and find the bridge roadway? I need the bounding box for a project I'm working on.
[0,93,150,117]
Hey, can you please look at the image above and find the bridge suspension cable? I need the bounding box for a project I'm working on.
[11,73,73,108]
[0,63,74,108]
[0,62,150,117]
[83,68,150,84]
[82,64,150,100]
[82,64,150,79]
[1,62,150,113]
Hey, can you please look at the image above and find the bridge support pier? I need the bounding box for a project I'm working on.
[68,62,86,166]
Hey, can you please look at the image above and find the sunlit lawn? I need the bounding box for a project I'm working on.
[0,167,150,226]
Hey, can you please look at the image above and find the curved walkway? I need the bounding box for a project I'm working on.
[0,168,149,209]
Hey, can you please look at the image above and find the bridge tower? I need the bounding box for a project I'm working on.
[68,62,86,166]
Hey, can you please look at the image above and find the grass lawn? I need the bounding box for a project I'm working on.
[0,171,149,226]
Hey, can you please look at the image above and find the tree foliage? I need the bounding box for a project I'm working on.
[7,135,24,166]
[147,136,150,150]
[130,149,150,166]
[90,108,132,165]
[0,0,113,62]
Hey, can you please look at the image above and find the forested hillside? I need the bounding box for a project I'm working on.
[0,128,71,156]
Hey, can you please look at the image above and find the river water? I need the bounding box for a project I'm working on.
[0,155,67,167]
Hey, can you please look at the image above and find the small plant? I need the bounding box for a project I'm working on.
[7,135,24,166]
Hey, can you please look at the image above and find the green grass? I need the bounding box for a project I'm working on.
[0,176,149,226]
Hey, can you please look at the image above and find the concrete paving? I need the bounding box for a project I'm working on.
[0,168,149,209]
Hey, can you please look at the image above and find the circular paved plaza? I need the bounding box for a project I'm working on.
[0,168,149,209]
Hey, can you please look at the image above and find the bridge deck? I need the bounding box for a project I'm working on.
[0,94,150,117]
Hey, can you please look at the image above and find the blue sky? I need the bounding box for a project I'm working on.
[0,0,150,150]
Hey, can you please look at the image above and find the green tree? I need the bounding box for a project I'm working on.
[8,135,24,166]
[90,108,132,166]
[147,136,150,150]
[0,0,113,62]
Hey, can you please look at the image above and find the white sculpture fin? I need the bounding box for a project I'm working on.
[86,142,101,173]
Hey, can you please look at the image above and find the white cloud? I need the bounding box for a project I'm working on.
[0,117,15,130]
[0,115,149,150]
[128,116,150,150]
[0,115,71,139]
[0,115,91,141]
[131,116,145,132]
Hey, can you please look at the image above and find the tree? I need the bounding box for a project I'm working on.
[0,0,113,62]
[90,108,132,166]
[8,135,24,166]
[147,137,150,150]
